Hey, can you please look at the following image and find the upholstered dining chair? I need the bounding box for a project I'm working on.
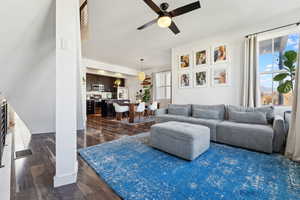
[148,101,158,115]
[136,102,145,120]
[113,103,129,120]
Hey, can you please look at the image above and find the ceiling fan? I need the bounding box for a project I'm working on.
[137,0,201,35]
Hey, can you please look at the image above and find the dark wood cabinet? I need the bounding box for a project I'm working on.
[100,100,129,117]
[86,100,95,115]
[86,73,125,92]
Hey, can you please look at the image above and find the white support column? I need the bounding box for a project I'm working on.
[54,0,81,188]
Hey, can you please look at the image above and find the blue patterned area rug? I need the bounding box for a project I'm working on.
[78,133,300,200]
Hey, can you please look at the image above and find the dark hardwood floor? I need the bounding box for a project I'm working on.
[11,115,154,200]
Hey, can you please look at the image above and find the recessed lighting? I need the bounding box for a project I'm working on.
[98,70,105,74]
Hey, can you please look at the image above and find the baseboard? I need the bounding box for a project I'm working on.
[32,129,85,136]
[53,161,78,188]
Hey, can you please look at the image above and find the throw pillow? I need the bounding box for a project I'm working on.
[192,104,225,120]
[228,111,268,125]
[226,105,274,124]
[254,106,274,124]
[168,104,191,116]
[192,109,220,120]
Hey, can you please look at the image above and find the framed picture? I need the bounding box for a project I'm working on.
[179,54,191,70]
[179,72,193,88]
[212,44,228,64]
[194,69,209,88]
[212,66,230,86]
[194,48,210,67]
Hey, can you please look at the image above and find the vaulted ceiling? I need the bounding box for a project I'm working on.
[82,0,300,70]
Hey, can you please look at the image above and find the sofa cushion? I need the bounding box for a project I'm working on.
[192,109,220,120]
[192,104,225,120]
[226,105,250,119]
[216,121,273,153]
[227,105,249,113]
[155,114,220,141]
[254,106,275,124]
[228,111,268,125]
[168,104,191,116]
[227,105,274,124]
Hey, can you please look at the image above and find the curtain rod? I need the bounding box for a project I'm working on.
[245,21,300,38]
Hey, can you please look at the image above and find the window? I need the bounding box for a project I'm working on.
[155,71,171,100]
[259,31,299,106]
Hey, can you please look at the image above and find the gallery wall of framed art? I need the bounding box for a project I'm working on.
[171,30,244,106]
[178,71,193,88]
[177,43,230,89]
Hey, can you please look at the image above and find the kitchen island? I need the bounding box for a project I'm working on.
[86,99,130,117]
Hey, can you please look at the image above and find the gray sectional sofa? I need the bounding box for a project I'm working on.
[155,104,288,153]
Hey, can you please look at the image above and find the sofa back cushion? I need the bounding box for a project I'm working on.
[192,109,220,120]
[228,111,268,125]
[227,105,274,124]
[168,104,192,116]
[192,104,225,120]
[254,106,275,124]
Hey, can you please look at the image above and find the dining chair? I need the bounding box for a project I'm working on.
[148,101,158,115]
[136,102,145,120]
[113,103,129,120]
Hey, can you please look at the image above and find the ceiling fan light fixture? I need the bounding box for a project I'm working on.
[157,16,172,28]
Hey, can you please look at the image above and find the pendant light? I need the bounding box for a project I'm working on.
[138,58,146,81]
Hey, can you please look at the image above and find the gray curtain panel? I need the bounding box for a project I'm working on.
[285,35,300,161]
[242,35,261,107]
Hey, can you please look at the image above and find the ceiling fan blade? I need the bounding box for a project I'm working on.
[169,21,180,35]
[137,19,157,30]
[169,1,201,17]
[143,0,163,15]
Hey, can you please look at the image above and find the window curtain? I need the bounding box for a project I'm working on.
[285,37,300,161]
[151,73,157,102]
[242,35,261,107]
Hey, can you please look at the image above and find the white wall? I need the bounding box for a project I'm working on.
[171,11,300,106]
[144,66,171,75]
[0,0,56,134]
[0,0,85,134]
[82,58,138,76]
[125,76,141,102]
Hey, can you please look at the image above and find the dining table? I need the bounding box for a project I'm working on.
[118,102,140,123]
[118,102,160,123]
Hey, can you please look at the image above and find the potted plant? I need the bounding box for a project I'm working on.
[273,50,298,94]
[142,85,152,103]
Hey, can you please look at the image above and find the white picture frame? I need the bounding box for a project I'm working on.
[179,71,193,88]
[194,69,209,88]
[178,53,192,70]
[212,65,230,86]
[212,44,229,65]
[194,48,210,68]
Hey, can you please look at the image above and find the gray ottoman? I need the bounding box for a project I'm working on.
[150,121,210,160]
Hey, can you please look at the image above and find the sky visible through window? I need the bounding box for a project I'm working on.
[259,34,299,89]
[259,33,299,105]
